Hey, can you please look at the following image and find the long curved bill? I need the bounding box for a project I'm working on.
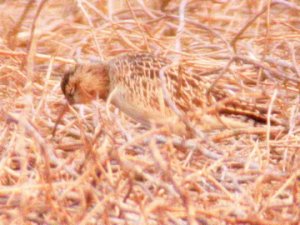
[52,102,69,137]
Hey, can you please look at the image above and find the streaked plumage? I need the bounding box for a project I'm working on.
[61,52,269,132]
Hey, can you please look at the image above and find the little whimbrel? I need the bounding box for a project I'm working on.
[60,52,270,133]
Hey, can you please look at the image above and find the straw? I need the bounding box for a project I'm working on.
[0,1,299,224]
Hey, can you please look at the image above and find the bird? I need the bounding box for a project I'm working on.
[60,52,272,135]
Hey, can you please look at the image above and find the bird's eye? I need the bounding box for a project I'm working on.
[67,85,76,98]
[69,87,75,95]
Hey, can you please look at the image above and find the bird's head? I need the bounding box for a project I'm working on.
[61,63,110,104]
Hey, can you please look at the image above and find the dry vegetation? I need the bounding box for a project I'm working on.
[0,0,300,224]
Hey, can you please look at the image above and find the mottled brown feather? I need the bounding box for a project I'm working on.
[61,52,272,132]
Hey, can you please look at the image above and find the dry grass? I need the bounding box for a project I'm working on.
[0,0,300,224]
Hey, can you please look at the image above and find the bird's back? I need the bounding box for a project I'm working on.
[106,52,272,131]
[107,53,208,121]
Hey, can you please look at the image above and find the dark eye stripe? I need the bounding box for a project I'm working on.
[61,72,70,95]
[61,70,75,96]
[68,86,76,97]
